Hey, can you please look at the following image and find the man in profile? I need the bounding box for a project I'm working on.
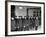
[35,17,39,30]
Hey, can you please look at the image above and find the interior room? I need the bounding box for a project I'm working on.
[11,5,41,31]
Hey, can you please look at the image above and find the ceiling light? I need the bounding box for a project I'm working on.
[19,7,23,9]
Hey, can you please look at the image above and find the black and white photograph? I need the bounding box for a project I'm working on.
[11,5,41,31]
[6,1,45,36]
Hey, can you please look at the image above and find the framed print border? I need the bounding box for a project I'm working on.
[5,1,45,36]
